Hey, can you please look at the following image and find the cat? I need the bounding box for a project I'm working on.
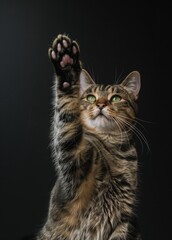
[36,34,142,240]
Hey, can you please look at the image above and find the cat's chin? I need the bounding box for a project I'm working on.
[84,115,116,132]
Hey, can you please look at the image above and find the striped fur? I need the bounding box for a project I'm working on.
[37,34,142,240]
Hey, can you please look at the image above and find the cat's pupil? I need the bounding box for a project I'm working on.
[87,95,96,103]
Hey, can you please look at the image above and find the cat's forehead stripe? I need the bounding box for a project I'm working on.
[89,84,121,94]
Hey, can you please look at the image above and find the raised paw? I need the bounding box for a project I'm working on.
[48,34,81,75]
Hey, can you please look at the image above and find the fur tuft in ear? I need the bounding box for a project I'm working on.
[120,71,141,100]
[79,69,95,95]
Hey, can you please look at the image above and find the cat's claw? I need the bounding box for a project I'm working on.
[48,34,80,74]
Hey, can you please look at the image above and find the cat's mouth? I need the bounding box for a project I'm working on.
[97,112,106,118]
[82,108,115,131]
[95,109,109,120]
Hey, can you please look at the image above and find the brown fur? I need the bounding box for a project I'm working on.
[37,34,142,240]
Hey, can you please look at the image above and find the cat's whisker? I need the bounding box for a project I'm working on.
[117,116,150,152]
[113,117,133,146]
[134,116,155,124]
[118,115,151,134]
[112,117,124,142]
[117,118,145,153]
[107,115,129,145]
[114,67,125,84]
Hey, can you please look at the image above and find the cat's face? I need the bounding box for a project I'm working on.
[79,70,141,133]
[80,85,136,132]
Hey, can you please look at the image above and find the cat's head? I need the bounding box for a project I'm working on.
[80,69,141,134]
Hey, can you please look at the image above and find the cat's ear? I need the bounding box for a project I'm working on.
[120,71,141,100]
[79,69,95,95]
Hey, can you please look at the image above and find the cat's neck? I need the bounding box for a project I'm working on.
[85,128,133,146]
[100,132,132,144]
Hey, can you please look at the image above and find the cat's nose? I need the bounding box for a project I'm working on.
[97,103,106,109]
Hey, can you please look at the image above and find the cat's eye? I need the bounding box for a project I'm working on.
[87,95,96,103]
[111,95,122,103]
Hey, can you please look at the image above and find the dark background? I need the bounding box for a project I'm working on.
[0,1,171,240]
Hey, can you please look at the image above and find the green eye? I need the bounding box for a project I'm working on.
[87,95,96,103]
[111,95,122,103]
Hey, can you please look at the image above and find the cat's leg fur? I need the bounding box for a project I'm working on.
[37,34,94,240]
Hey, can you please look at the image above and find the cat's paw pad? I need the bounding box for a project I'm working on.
[48,34,80,74]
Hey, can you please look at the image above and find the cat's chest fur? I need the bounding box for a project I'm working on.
[49,134,137,240]
[50,170,135,240]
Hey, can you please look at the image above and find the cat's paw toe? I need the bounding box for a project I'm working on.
[48,34,80,73]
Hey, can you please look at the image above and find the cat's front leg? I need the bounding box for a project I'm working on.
[49,34,83,153]
[48,35,91,198]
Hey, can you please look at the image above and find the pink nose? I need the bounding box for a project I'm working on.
[97,103,106,109]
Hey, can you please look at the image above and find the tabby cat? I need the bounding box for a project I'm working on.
[37,34,142,240]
